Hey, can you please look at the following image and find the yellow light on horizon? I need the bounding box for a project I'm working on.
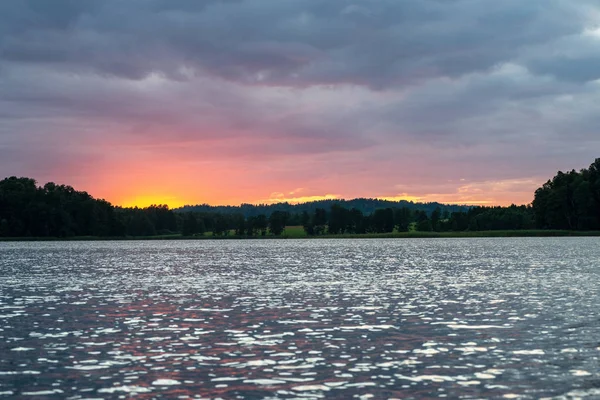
[260,193,341,205]
[118,195,187,209]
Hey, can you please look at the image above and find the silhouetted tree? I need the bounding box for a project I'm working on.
[348,208,366,234]
[268,211,288,236]
[233,213,246,236]
[313,208,327,235]
[0,219,9,237]
[394,207,411,232]
[415,211,432,232]
[431,207,441,232]
[301,211,314,235]
[182,213,199,236]
[127,209,156,236]
[213,214,229,236]
[255,214,268,236]
[145,205,177,234]
[532,160,600,230]
[371,208,394,233]
[328,204,348,234]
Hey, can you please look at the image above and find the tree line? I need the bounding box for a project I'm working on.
[1,158,598,238]
[0,177,293,238]
[533,158,600,230]
[299,203,535,235]
[178,198,467,218]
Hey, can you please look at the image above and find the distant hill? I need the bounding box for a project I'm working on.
[176,198,469,217]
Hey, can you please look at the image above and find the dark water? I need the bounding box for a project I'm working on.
[0,238,599,399]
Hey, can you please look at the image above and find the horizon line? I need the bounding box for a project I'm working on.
[1,175,533,210]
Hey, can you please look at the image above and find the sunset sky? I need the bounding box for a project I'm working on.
[1,1,599,207]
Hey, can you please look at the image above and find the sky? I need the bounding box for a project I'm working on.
[1,0,599,207]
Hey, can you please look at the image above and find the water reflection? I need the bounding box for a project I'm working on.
[0,238,599,398]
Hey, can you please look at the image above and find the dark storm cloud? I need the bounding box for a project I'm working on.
[1,0,597,86]
[377,64,589,140]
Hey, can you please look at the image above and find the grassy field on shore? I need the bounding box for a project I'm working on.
[1,227,600,241]
[268,227,599,239]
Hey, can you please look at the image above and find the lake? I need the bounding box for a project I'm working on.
[0,238,599,399]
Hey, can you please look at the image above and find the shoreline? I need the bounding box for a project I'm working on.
[1,230,599,242]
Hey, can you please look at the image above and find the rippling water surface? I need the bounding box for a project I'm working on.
[1,238,599,399]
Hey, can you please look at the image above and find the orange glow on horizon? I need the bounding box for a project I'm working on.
[380,195,496,206]
[118,195,188,209]
[71,156,536,209]
[261,192,341,205]
[56,131,541,210]
[110,190,528,209]
[112,196,523,209]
